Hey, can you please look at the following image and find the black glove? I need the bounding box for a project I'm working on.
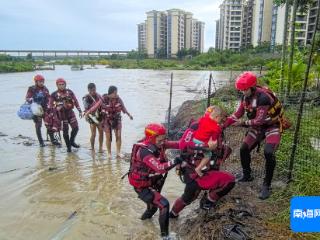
[173,157,183,165]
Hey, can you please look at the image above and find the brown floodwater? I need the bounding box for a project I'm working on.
[0,66,231,240]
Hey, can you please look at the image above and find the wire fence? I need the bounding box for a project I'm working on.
[169,73,320,184]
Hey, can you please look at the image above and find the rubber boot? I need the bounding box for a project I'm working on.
[70,127,80,148]
[259,184,271,200]
[236,173,254,182]
[36,127,45,147]
[63,133,72,152]
[48,131,61,146]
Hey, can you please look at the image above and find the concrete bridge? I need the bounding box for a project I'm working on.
[0,49,131,57]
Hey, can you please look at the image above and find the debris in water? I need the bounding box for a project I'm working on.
[0,169,18,174]
[0,132,8,137]
[67,211,77,220]
[48,167,58,171]
[50,211,78,240]
[23,141,34,146]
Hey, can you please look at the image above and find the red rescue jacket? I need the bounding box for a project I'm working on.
[128,140,179,188]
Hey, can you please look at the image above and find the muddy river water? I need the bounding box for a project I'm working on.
[0,66,231,240]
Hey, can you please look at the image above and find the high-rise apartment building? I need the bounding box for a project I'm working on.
[251,0,273,46]
[242,0,254,48]
[215,20,220,49]
[216,0,244,51]
[137,22,146,52]
[273,2,318,47]
[145,10,167,58]
[216,0,319,51]
[306,0,319,44]
[138,9,204,58]
[192,20,205,52]
[167,9,186,57]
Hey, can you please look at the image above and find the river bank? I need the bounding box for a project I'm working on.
[0,49,279,73]
[169,84,320,239]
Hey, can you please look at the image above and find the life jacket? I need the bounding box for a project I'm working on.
[53,90,75,110]
[128,142,161,188]
[29,86,49,107]
[100,95,122,120]
[243,86,287,131]
[83,94,102,120]
[83,94,100,110]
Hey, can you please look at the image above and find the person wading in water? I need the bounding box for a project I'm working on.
[85,86,133,159]
[82,83,104,152]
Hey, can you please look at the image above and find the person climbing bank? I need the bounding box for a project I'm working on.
[224,71,285,199]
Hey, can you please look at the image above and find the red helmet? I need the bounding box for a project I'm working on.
[34,74,45,82]
[56,78,66,85]
[235,72,257,91]
[144,123,166,141]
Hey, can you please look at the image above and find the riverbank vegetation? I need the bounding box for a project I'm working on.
[0,44,283,73]
[0,54,34,73]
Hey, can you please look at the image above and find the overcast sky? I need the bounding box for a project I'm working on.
[0,0,221,51]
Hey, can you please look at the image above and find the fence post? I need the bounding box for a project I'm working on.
[287,0,320,182]
[207,73,212,108]
[167,73,173,135]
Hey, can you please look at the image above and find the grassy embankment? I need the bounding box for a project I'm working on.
[0,47,281,73]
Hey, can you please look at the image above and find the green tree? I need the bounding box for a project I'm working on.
[156,48,167,59]
[26,53,33,60]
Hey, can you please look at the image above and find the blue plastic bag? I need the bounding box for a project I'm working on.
[17,103,34,120]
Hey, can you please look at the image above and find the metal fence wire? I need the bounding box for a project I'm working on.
[169,77,320,185]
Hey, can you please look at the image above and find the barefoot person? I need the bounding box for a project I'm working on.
[85,85,133,158]
[82,83,103,152]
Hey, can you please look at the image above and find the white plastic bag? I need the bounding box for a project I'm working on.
[31,102,44,116]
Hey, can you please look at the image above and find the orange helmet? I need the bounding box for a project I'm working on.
[33,74,45,82]
[235,72,257,91]
[144,123,166,142]
[56,78,66,85]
